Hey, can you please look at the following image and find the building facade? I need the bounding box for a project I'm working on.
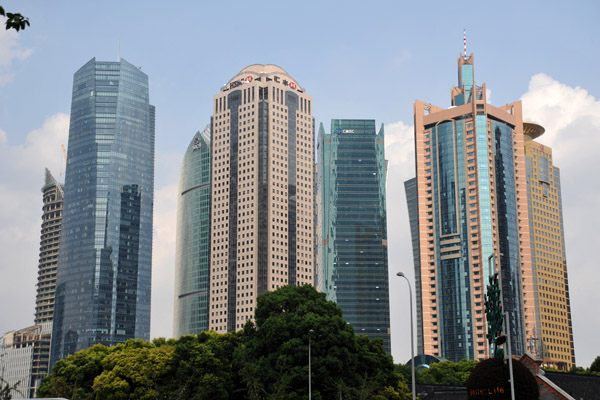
[0,323,52,398]
[406,54,532,361]
[522,122,575,369]
[51,58,155,364]
[317,119,391,353]
[174,125,212,337]
[35,169,63,325]
[209,65,315,332]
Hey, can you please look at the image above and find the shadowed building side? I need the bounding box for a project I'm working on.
[317,119,391,353]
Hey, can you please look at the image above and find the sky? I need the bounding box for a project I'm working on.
[1,0,599,368]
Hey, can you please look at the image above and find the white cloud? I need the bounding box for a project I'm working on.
[0,113,69,336]
[384,120,417,364]
[151,181,178,339]
[0,24,33,85]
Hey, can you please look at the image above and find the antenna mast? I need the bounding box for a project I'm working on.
[463,29,467,58]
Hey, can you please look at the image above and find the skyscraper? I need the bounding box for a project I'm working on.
[209,65,315,332]
[174,125,211,337]
[317,119,391,353]
[0,170,62,395]
[35,169,63,325]
[522,122,575,369]
[51,58,155,364]
[406,54,532,361]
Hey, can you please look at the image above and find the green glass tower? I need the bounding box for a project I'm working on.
[173,125,211,337]
[317,119,391,353]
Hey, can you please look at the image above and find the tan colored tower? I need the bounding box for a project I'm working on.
[407,54,533,361]
[209,65,315,332]
[522,122,575,369]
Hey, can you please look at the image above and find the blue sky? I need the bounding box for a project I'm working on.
[1,0,599,367]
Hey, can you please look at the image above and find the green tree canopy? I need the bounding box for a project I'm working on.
[38,284,410,399]
[38,343,113,399]
[590,356,600,373]
[419,359,479,386]
[238,284,408,400]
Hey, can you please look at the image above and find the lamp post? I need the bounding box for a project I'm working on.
[397,272,416,400]
[309,329,314,400]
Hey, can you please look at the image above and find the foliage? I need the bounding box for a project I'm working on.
[38,284,411,399]
[239,284,409,400]
[590,356,600,373]
[0,377,23,400]
[542,358,600,377]
[91,339,175,399]
[167,331,242,400]
[38,343,113,399]
[0,6,29,31]
[485,273,505,358]
[419,359,479,386]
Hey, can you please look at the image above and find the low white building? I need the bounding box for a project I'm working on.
[1,322,52,398]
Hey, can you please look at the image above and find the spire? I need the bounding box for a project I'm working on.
[463,29,467,59]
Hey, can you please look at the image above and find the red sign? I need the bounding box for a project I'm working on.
[244,75,253,83]
[289,82,297,89]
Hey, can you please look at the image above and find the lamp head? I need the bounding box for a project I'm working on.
[396,272,405,277]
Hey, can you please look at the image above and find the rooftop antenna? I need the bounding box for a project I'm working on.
[463,29,467,58]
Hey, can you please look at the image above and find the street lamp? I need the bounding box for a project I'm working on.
[397,272,416,400]
[309,329,314,400]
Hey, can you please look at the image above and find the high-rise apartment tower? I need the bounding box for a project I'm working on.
[209,65,315,332]
[406,54,532,361]
[35,169,63,325]
[174,125,212,337]
[51,58,155,364]
[522,122,575,369]
[317,119,391,353]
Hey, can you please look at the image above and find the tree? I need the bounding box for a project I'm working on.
[485,273,505,358]
[37,343,113,399]
[37,339,176,399]
[0,377,23,400]
[91,339,175,399]
[0,6,29,31]
[238,284,407,400]
[419,359,479,385]
[590,356,600,373]
[166,331,242,400]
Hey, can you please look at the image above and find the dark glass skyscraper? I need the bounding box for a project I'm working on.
[51,58,155,364]
[317,119,391,353]
[173,125,211,337]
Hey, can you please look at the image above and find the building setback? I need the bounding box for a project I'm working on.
[317,119,391,353]
[209,65,315,332]
[406,54,531,361]
[35,169,63,325]
[51,58,155,365]
[522,122,575,369]
[173,125,212,337]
